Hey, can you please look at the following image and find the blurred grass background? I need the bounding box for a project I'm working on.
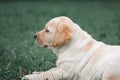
[0,0,120,80]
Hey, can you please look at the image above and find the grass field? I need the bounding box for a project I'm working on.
[0,1,120,80]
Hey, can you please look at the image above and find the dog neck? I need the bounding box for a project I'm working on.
[51,41,71,56]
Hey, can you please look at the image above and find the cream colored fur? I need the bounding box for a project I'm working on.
[23,16,120,80]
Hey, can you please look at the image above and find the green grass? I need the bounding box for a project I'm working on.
[0,1,120,80]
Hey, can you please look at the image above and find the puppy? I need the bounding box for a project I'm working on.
[23,16,120,80]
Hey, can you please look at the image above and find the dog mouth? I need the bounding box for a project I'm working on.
[43,45,48,48]
[34,34,49,48]
[35,39,48,48]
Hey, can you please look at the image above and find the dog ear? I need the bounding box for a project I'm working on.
[52,23,73,48]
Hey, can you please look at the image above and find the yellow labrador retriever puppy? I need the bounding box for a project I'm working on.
[23,16,120,80]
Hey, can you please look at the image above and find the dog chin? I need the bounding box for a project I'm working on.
[35,41,42,47]
[36,44,47,48]
[43,45,48,48]
[37,43,48,48]
[35,40,50,48]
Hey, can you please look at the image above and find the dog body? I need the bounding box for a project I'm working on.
[23,17,120,80]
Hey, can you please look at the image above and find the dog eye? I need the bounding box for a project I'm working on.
[45,29,49,33]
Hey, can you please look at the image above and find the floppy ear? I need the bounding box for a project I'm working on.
[52,23,73,48]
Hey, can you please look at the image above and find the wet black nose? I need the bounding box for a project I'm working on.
[34,34,37,39]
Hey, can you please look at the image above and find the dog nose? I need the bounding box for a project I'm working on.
[34,34,37,39]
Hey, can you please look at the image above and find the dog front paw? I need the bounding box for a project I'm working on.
[22,73,44,80]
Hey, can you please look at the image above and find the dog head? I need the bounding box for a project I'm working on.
[34,16,73,48]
